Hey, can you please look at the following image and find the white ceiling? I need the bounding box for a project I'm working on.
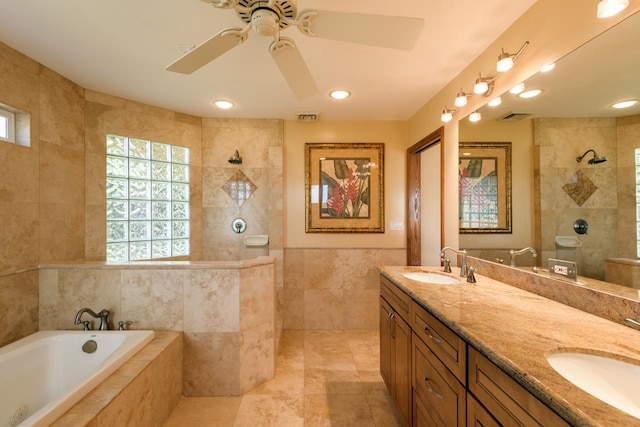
[0,0,538,121]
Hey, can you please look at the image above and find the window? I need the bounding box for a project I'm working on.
[0,107,15,143]
[106,134,190,262]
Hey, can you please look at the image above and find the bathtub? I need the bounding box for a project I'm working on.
[0,330,154,427]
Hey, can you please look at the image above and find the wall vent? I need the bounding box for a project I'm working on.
[498,112,533,122]
[297,113,319,123]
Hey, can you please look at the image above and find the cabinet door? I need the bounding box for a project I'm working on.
[391,311,412,427]
[380,297,393,388]
[413,391,439,427]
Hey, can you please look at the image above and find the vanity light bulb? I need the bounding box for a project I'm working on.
[497,50,514,72]
[455,93,468,107]
[473,80,489,95]
[469,111,481,122]
[441,110,453,123]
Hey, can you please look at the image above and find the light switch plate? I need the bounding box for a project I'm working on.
[390,220,404,231]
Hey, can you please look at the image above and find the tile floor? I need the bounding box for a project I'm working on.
[163,329,404,426]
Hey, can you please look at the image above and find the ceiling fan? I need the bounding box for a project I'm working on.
[165,0,424,99]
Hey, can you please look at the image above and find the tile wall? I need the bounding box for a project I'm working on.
[39,259,276,396]
[283,248,406,330]
[534,117,619,280]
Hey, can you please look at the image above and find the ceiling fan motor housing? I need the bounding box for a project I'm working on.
[252,7,280,36]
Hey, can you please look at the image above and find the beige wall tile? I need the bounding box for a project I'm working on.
[184,269,239,333]
[239,322,276,393]
[39,268,59,330]
[58,269,122,330]
[150,334,183,426]
[183,332,240,396]
[121,270,185,330]
[97,364,154,427]
[39,202,85,263]
[0,270,38,347]
[304,289,344,330]
[0,202,39,273]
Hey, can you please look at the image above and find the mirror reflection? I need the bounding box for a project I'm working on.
[459,11,640,287]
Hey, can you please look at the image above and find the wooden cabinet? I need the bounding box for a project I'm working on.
[412,332,466,427]
[380,295,412,426]
[468,346,570,427]
[380,274,571,427]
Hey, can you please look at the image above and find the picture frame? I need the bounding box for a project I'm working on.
[305,142,384,233]
[459,142,512,234]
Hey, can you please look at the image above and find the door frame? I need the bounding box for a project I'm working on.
[406,127,445,266]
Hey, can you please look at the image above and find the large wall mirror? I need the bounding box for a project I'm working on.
[459,10,640,289]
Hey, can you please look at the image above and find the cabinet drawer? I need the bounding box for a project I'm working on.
[381,275,412,321]
[411,301,466,384]
[468,346,570,427]
[412,333,465,427]
[467,394,500,427]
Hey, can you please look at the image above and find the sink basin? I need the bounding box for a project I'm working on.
[546,351,640,419]
[402,271,460,285]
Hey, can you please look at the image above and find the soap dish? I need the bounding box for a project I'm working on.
[243,235,269,247]
[555,236,582,248]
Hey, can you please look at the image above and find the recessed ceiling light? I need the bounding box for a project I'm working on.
[540,63,556,72]
[213,99,235,110]
[509,83,525,95]
[329,90,351,100]
[518,89,543,99]
[488,96,502,107]
[611,99,639,109]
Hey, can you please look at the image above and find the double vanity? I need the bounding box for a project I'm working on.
[379,263,640,426]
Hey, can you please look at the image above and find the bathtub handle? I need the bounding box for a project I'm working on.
[81,321,90,331]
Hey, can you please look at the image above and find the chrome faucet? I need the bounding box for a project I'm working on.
[509,247,537,267]
[440,247,468,277]
[74,308,111,331]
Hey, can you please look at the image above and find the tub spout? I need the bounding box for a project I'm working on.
[74,308,111,331]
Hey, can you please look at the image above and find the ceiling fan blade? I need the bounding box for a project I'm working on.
[298,9,424,50]
[165,28,247,74]
[270,37,319,99]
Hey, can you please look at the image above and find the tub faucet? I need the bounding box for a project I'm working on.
[440,247,468,277]
[509,247,537,267]
[74,308,111,331]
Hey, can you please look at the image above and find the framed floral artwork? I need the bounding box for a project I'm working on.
[305,142,384,233]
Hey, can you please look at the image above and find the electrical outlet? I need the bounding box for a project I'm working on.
[548,258,577,281]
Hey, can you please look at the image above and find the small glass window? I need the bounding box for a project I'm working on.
[0,108,15,143]
[106,134,190,262]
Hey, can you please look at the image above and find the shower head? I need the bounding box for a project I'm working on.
[576,149,607,165]
[228,150,242,165]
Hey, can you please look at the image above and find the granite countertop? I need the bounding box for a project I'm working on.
[379,265,640,427]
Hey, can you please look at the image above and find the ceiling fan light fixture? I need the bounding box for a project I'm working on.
[597,0,629,18]
[611,99,639,109]
[329,90,351,100]
[213,99,235,109]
